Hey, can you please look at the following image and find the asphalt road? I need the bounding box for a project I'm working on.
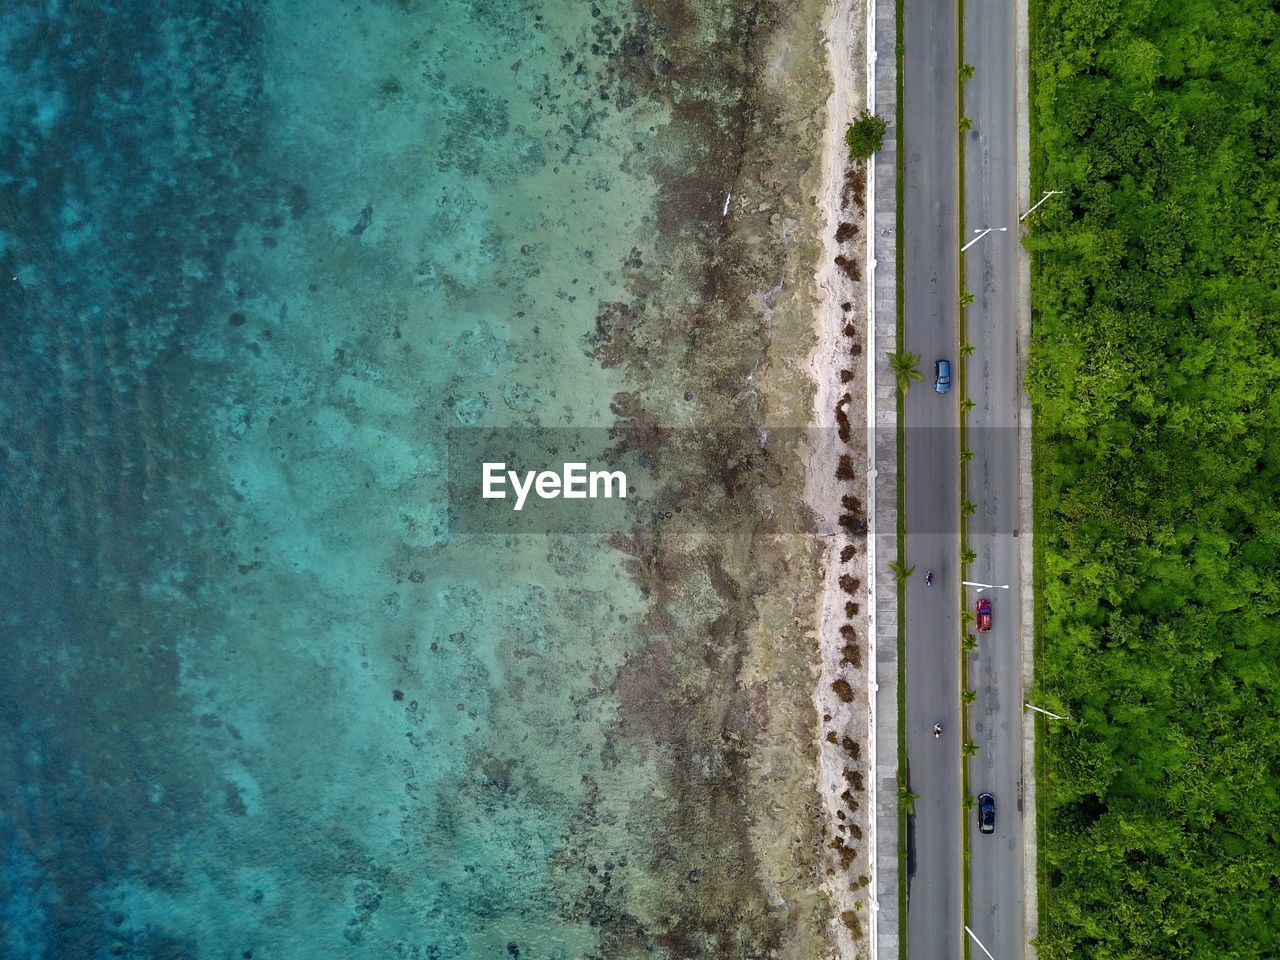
[901,0,961,954]
[962,0,1027,956]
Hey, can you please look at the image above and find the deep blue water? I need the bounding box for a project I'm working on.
[0,2,662,955]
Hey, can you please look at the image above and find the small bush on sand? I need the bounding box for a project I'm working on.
[845,111,887,160]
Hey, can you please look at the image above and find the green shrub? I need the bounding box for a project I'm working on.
[844,111,887,161]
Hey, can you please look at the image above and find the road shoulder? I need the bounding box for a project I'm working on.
[1014,0,1039,952]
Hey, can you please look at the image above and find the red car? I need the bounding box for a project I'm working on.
[976,598,993,632]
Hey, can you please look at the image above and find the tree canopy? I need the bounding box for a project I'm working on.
[1030,0,1280,957]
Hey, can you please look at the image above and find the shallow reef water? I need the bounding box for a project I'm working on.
[1,0,834,957]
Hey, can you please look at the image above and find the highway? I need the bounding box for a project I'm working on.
[901,0,961,955]
[962,0,1027,955]
[901,0,1027,955]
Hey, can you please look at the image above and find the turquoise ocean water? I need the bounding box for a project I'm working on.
[1,1,835,957]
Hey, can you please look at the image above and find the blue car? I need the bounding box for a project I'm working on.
[934,358,951,393]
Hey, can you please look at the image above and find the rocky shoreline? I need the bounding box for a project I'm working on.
[577,0,875,953]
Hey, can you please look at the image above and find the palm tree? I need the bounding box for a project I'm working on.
[960,341,975,357]
[961,447,974,462]
[899,784,919,815]
[963,739,979,757]
[959,290,975,307]
[961,546,977,566]
[889,559,916,583]
[888,351,924,393]
[960,116,973,131]
[962,688,977,704]
[961,396,976,413]
[962,498,977,516]
[960,63,975,81]
[963,634,979,652]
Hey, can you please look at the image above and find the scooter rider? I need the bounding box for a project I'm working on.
[933,723,943,738]
[925,569,935,586]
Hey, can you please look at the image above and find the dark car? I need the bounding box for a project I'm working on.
[934,358,951,393]
[976,597,992,632]
[978,793,995,834]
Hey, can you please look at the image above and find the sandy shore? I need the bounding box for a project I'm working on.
[806,0,873,953]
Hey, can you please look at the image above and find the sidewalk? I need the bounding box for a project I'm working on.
[1014,0,1039,952]
[871,0,900,953]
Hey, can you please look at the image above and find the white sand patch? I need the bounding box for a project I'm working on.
[806,0,874,954]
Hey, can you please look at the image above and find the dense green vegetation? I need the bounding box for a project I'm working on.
[846,110,888,160]
[1028,1,1280,957]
